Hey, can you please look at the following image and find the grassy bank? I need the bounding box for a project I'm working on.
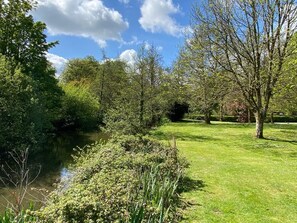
[151,121,297,223]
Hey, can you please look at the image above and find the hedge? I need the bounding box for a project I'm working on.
[185,114,297,123]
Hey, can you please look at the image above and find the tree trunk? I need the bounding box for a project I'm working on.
[270,112,274,124]
[219,104,224,121]
[247,109,251,123]
[204,112,211,124]
[255,111,265,138]
[140,71,145,127]
[140,97,144,127]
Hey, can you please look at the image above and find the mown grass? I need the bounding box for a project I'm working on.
[151,121,297,223]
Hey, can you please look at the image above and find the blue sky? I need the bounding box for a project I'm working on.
[32,0,194,74]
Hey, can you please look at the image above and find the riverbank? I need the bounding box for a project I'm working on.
[0,130,107,213]
[151,121,297,222]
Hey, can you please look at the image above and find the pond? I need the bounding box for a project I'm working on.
[0,130,108,213]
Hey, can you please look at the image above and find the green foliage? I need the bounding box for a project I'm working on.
[104,45,171,135]
[270,34,297,116]
[265,115,297,123]
[176,35,230,124]
[186,113,235,122]
[60,57,129,112]
[0,0,57,73]
[60,57,133,132]
[186,113,297,123]
[60,56,99,83]
[32,136,185,222]
[0,0,63,145]
[59,48,171,134]
[92,59,129,112]
[129,166,181,222]
[0,55,41,151]
[0,207,37,223]
[104,97,145,135]
[60,82,100,130]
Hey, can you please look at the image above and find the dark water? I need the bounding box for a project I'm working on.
[0,131,108,212]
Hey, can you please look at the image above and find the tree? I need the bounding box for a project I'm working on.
[145,46,164,126]
[60,56,129,118]
[131,45,166,128]
[60,56,99,84]
[0,55,39,152]
[270,34,297,117]
[0,0,63,134]
[193,0,297,138]
[166,56,191,122]
[0,0,56,73]
[94,59,129,113]
[104,45,168,134]
[178,33,229,124]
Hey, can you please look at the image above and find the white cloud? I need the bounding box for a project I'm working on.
[157,46,163,51]
[46,53,68,76]
[34,0,129,47]
[144,42,151,50]
[119,49,138,67]
[120,36,142,47]
[119,0,130,4]
[143,41,163,51]
[139,0,183,36]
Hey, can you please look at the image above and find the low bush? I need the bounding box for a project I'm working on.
[32,136,186,223]
[186,114,239,122]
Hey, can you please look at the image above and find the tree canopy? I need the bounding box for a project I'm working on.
[192,0,297,138]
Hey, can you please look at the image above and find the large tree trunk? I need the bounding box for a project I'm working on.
[255,111,265,138]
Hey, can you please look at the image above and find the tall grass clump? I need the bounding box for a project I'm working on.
[31,136,186,222]
[0,205,37,223]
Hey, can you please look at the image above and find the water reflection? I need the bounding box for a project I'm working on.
[0,130,108,212]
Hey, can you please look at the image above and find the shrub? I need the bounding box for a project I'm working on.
[32,136,185,223]
[103,100,145,135]
[186,114,250,122]
[186,114,239,122]
[186,113,297,123]
[265,115,297,123]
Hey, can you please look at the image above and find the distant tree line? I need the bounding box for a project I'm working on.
[59,46,184,135]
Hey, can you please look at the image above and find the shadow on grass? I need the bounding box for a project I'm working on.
[151,131,219,142]
[244,137,297,158]
[171,120,256,129]
[265,137,297,145]
[267,123,297,130]
[178,176,206,193]
[178,176,206,221]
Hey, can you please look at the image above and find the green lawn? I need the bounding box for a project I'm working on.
[151,121,297,223]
